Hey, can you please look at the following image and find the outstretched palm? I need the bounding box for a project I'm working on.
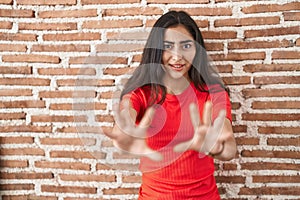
[108,100,163,161]
[174,101,226,156]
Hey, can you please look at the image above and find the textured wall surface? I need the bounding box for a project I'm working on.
[0,0,299,199]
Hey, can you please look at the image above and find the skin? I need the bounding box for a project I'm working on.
[109,25,237,162]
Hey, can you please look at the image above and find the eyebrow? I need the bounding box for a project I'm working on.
[163,40,194,44]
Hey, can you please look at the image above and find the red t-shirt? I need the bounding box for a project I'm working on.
[123,83,232,200]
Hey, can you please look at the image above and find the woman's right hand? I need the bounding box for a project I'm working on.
[106,99,163,161]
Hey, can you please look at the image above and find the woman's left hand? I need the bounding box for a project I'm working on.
[174,101,236,160]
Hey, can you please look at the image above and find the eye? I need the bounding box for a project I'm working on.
[182,43,193,50]
[163,43,173,50]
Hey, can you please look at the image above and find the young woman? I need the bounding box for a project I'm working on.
[107,11,237,199]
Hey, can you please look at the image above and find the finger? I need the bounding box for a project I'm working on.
[138,107,155,129]
[203,101,212,125]
[189,103,200,130]
[112,103,125,129]
[120,100,134,126]
[203,110,226,154]
[173,139,193,152]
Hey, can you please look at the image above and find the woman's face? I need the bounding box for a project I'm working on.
[162,24,196,82]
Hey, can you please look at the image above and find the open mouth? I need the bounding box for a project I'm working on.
[170,64,184,71]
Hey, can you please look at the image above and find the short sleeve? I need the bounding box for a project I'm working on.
[121,88,149,123]
[207,87,232,123]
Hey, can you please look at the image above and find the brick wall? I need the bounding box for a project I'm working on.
[0,0,299,199]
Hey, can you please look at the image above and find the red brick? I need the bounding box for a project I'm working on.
[0,112,25,120]
[233,125,247,133]
[254,76,300,85]
[50,102,106,110]
[171,7,232,16]
[242,113,300,121]
[2,54,60,63]
[59,174,116,182]
[17,0,76,5]
[32,44,90,52]
[149,0,208,3]
[103,187,139,195]
[39,90,96,98]
[222,76,251,85]
[215,16,280,27]
[43,32,101,41]
[41,185,96,194]
[0,125,51,133]
[0,21,12,29]
[19,22,77,31]
[0,148,44,156]
[69,56,127,65]
[239,186,300,195]
[107,31,149,40]
[229,39,293,50]
[0,33,37,41]
[0,160,28,168]
[104,7,163,16]
[0,0,12,4]
[236,137,259,145]
[0,9,34,17]
[241,150,298,159]
[203,31,237,39]
[241,162,300,170]
[103,67,135,76]
[0,78,50,86]
[297,38,300,46]
[242,88,300,98]
[2,195,57,200]
[82,19,143,29]
[272,50,300,59]
[81,0,139,4]
[0,66,31,74]
[56,126,104,133]
[40,138,94,146]
[216,176,245,183]
[1,172,53,179]
[284,11,300,21]
[211,52,265,61]
[96,114,114,123]
[50,150,105,159]
[39,9,97,18]
[56,79,114,87]
[252,101,300,109]
[223,163,237,170]
[38,68,96,75]
[205,42,224,51]
[0,100,45,108]
[35,161,90,170]
[0,184,34,190]
[243,63,300,73]
[215,64,233,73]
[122,175,142,183]
[31,115,87,123]
[245,26,299,38]
[258,126,300,135]
[0,136,34,144]
[242,2,300,14]
[267,138,299,146]
[253,175,300,183]
[0,44,27,52]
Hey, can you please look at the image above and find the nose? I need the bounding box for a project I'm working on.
[170,47,183,61]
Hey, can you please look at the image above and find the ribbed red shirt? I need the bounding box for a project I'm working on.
[123,83,232,199]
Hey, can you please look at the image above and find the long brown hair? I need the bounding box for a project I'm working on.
[121,11,227,105]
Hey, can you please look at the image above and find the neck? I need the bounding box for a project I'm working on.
[163,77,191,95]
